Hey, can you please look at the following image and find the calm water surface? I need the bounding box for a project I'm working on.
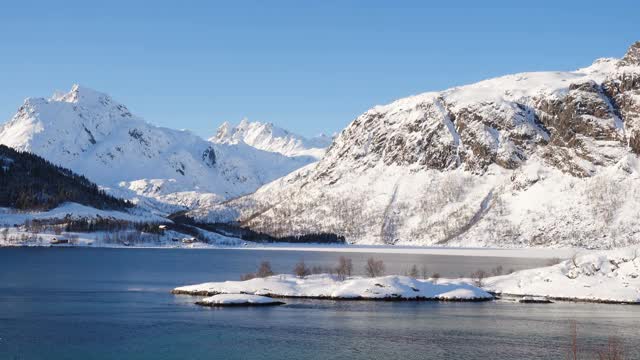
[0,247,638,359]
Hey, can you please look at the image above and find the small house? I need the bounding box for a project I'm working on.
[51,237,69,245]
[181,237,197,244]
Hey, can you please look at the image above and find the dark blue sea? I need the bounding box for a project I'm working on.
[1,247,638,359]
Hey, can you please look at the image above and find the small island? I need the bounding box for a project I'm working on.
[173,274,494,302]
[175,248,640,306]
[195,294,285,307]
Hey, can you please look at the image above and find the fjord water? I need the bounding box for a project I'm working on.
[0,248,638,360]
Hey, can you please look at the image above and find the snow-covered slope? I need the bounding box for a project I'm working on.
[0,85,310,210]
[0,202,164,226]
[193,42,640,249]
[485,247,640,303]
[211,118,331,159]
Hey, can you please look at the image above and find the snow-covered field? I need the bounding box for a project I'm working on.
[0,226,244,249]
[0,201,250,248]
[0,202,578,256]
[0,203,165,226]
[173,274,493,301]
[485,247,640,303]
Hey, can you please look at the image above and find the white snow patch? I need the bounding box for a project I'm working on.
[196,294,284,306]
[485,247,640,303]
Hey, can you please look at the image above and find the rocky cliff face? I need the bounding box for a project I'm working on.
[193,42,640,249]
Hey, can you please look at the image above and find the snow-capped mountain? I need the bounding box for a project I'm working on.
[211,119,331,159]
[0,85,310,211]
[193,41,640,249]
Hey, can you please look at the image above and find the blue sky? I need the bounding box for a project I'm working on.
[0,1,638,138]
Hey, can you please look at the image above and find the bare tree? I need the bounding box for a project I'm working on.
[240,273,256,281]
[471,270,488,288]
[587,176,622,223]
[293,260,311,278]
[407,264,419,279]
[256,261,274,278]
[365,257,385,278]
[420,264,429,279]
[68,234,80,245]
[431,273,441,284]
[491,265,504,276]
[335,256,353,281]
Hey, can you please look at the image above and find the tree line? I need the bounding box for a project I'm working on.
[0,145,132,211]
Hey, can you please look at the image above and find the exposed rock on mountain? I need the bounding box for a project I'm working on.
[0,85,310,211]
[194,42,640,249]
[211,118,331,159]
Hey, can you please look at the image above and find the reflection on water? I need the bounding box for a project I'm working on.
[0,247,638,360]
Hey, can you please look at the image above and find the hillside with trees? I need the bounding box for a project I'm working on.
[0,145,131,211]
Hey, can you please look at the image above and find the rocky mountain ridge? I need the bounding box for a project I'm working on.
[211,118,331,159]
[192,41,640,249]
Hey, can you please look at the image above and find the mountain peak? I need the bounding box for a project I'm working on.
[238,117,252,127]
[210,119,331,159]
[0,87,313,210]
[619,41,640,66]
[215,121,231,138]
[214,43,640,249]
[50,84,114,107]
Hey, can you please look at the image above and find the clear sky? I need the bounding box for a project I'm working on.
[0,1,638,138]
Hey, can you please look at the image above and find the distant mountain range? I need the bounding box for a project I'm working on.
[191,41,640,249]
[211,118,332,159]
[2,42,640,249]
[0,85,321,212]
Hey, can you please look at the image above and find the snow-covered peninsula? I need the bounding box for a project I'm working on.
[173,247,640,305]
[173,274,494,301]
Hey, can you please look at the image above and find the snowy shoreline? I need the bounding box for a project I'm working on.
[195,294,286,307]
[172,275,494,302]
[0,238,580,259]
[484,247,640,304]
[231,244,580,259]
[173,247,640,305]
[493,293,639,305]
